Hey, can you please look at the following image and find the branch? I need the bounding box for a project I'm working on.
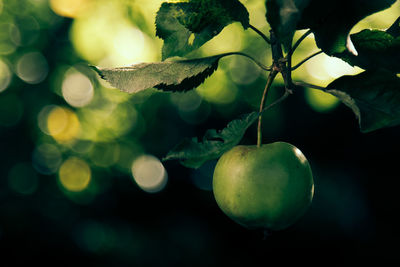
[223,52,272,71]
[260,88,292,113]
[291,50,323,71]
[249,24,271,44]
[291,29,312,54]
[293,81,327,91]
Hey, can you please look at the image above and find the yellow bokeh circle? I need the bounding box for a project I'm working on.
[305,88,340,113]
[47,106,80,143]
[50,0,91,18]
[59,157,91,192]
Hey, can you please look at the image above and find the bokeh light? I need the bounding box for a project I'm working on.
[200,24,244,56]
[197,69,238,105]
[62,68,94,107]
[303,52,362,86]
[70,1,157,65]
[16,51,48,84]
[9,24,21,46]
[228,55,261,85]
[8,162,39,195]
[69,139,93,154]
[78,102,138,142]
[0,23,17,55]
[38,105,57,135]
[89,142,120,168]
[352,0,400,33]
[112,27,145,63]
[305,88,340,113]
[115,141,143,172]
[98,80,132,103]
[12,16,40,46]
[32,143,62,175]
[170,91,211,124]
[179,103,211,125]
[59,157,91,192]
[0,59,12,92]
[47,106,80,143]
[50,0,91,18]
[246,0,269,29]
[322,56,363,79]
[296,44,362,112]
[131,155,168,193]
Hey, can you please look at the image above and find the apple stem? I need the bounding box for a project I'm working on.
[257,30,292,147]
[257,70,278,147]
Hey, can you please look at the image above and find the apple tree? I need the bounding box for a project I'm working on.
[93,0,400,231]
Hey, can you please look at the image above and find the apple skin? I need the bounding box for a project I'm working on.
[212,142,314,231]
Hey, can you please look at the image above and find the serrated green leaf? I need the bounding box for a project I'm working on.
[336,29,400,72]
[163,112,259,168]
[326,70,400,133]
[156,0,249,60]
[296,0,396,55]
[92,54,229,93]
[265,0,311,51]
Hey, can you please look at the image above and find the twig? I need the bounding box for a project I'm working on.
[260,88,292,114]
[249,24,271,44]
[223,52,272,71]
[293,81,327,91]
[291,29,312,54]
[291,50,323,71]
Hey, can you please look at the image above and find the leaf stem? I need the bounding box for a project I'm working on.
[257,70,278,147]
[223,52,272,71]
[261,88,292,113]
[249,24,271,44]
[293,81,327,91]
[291,29,312,54]
[291,50,323,71]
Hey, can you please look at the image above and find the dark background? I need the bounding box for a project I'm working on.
[0,0,399,266]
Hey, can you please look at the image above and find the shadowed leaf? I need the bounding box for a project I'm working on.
[156,0,249,60]
[387,16,400,37]
[326,70,400,132]
[163,112,259,168]
[266,0,311,51]
[336,29,400,72]
[296,0,396,55]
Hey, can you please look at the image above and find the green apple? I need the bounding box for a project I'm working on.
[212,142,314,231]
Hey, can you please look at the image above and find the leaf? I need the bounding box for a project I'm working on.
[265,0,311,51]
[296,0,396,55]
[336,29,400,73]
[326,70,400,133]
[163,112,259,168]
[92,54,229,93]
[387,16,400,38]
[156,0,249,60]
